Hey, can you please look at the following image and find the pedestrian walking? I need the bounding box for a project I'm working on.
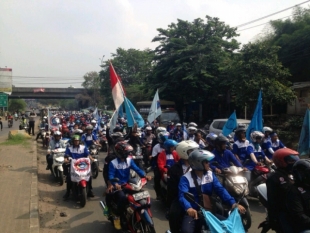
[28,112,36,136]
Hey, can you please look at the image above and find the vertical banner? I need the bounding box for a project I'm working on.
[147,89,162,123]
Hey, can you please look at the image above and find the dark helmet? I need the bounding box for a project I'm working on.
[114,141,134,160]
[214,135,229,146]
[188,149,215,171]
[273,148,299,169]
[113,126,122,133]
[292,159,310,188]
[206,133,218,147]
[235,125,246,138]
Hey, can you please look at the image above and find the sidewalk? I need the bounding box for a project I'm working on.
[0,134,39,233]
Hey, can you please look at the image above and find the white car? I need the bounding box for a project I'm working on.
[209,118,251,136]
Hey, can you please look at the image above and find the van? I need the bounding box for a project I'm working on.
[209,119,251,135]
[158,110,180,127]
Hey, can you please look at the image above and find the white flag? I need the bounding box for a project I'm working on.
[147,89,162,123]
[109,109,118,135]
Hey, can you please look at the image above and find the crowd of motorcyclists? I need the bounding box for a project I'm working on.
[36,110,310,233]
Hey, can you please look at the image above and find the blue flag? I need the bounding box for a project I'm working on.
[298,109,310,157]
[222,111,237,136]
[118,104,124,118]
[124,97,145,128]
[93,107,101,122]
[246,90,263,141]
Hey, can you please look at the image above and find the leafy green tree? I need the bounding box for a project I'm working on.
[264,6,310,82]
[81,71,102,107]
[8,99,26,113]
[228,42,295,109]
[99,48,154,109]
[146,16,239,120]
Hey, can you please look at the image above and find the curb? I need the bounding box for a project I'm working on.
[30,141,39,233]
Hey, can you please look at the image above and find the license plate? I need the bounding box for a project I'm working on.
[231,176,247,184]
[132,191,150,201]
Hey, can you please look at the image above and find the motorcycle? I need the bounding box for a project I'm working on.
[43,131,51,148]
[100,176,156,233]
[99,131,108,152]
[70,157,91,207]
[19,121,29,132]
[8,118,13,128]
[214,165,251,231]
[89,144,100,179]
[50,148,65,185]
[131,144,145,170]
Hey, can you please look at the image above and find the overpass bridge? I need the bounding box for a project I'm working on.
[9,87,84,99]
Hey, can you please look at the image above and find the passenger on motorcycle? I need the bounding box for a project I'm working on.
[81,125,99,148]
[170,123,184,142]
[141,126,155,146]
[63,135,95,199]
[265,132,286,160]
[266,148,299,233]
[210,135,244,174]
[46,131,67,170]
[186,126,197,141]
[67,117,75,132]
[262,126,273,154]
[91,119,99,135]
[106,141,151,230]
[178,149,246,233]
[286,159,310,233]
[168,140,199,233]
[166,121,175,132]
[157,139,179,181]
[232,126,250,163]
[194,132,206,149]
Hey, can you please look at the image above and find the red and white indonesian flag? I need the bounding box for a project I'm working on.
[110,63,124,110]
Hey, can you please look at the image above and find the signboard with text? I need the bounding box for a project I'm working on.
[0,93,8,108]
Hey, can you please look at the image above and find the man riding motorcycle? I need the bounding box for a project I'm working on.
[81,125,99,148]
[232,126,250,163]
[266,148,299,232]
[46,131,67,170]
[178,149,246,233]
[106,141,151,231]
[170,123,184,142]
[168,140,199,233]
[265,132,286,160]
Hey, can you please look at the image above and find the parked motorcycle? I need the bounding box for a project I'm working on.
[70,157,91,207]
[50,148,65,185]
[100,176,156,233]
[215,165,251,231]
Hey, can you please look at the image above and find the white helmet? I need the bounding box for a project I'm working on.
[156,127,166,135]
[175,123,181,127]
[176,140,199,160]
[262,126,273,134]
[188,122,197,127]
[188,126,197,133]
[250,131,264,142]
[157,131,169,143]
[146,126,152,131]
[91,119,97,124]
[54,131,62,136]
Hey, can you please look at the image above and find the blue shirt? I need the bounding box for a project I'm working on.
[265,140,285,159]
[245,143,266,171]
[81,133,98,148]
[210,149,242,171]
[108,157,145,185]
[232,140,250,163]
[65,145,89,159]
[178,170,235,211]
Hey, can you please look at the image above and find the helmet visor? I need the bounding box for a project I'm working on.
[284,155,299,164]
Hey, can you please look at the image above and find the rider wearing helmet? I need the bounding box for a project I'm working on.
[81,125,99,148]
[186,126,197,141]
[170,123,184,142]
[206,133,218,152]
[264,132,286,160]
[91,119,98,135]
[232,125,250,163]
[67,117,75,132]
[157,139,179,180]
[266,148,300,232]
[285,159,310,233]
[46,130,67,170]
[168,141,199,233]
[211,135,244,174]
[166,121,175,132]
[178,150,246,233]
[106,141,151,230]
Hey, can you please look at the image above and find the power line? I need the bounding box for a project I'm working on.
[235,0,310,28]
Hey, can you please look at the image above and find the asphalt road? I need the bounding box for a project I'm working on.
[0,117,23,138]
[37,142,273,233]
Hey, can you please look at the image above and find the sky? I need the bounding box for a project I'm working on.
[0,0,306,88]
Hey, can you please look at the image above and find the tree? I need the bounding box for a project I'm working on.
[146,16,239,121]
[81,71,102,107]
[99,48,154,109]
[263,6,310,82]
[8,99,26,113]
[228,42,295,110]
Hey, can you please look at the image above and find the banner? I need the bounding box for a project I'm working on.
[93,107,101,122]
[0,68,12,94]
[298,109,310,156]
[147,89,162,123]
[124,97,144,128]
[47,109,59,130]
[70,158,91,182]
[222,111,238,136]
[246,90,263,141]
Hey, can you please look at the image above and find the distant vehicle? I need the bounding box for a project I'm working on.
[209,118,251,136]
[136,100,175,117]
[158,109,180,127]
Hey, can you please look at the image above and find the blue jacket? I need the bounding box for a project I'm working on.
[210,149,243,171]
[265,140,285,159]
[108,157,146,185]
[65,145,89,159]
[179,170,235,211]
[232,140,250,162]
[245,143,266,171]
[81,133,98,148]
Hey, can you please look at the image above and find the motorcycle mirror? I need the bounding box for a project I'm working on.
[184,192,195,203]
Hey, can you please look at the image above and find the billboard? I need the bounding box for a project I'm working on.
[0,68,12,94]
